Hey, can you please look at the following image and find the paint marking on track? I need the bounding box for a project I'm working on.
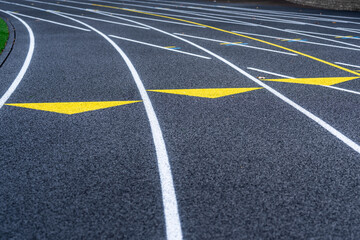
[220,41,247,46]
[109,6,360,76]
[11,11,91,31]
[280,38,307,42]
[335,62,360,69]
[173,33,298,56]
[109,35,211,59]
[232,31,360,51]
[148,88,263,98]
[0,11,34,109]
[247,67,295,79]
[335,36,360,39]
[250,67,360,95]
[116,0,360,38]
[48,11,183,240]
[164,46,181,50]
[96,10,207,28]
[58,12,150,29]
[20,0,205,28]
[5,101,141,114]
[55,0,209,27]
[322,85,360,95]
[63,0,254,26]
[100,11,360,154]
[287,29,360,40]
[262,77,359,86]
[285,29,344,37]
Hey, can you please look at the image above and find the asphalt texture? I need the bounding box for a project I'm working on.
[0,0,360,239]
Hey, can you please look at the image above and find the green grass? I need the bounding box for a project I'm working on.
[0,18,9,54]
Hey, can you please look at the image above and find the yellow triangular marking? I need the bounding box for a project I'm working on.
[5,101,141,114]
[147,88,262,98]
[262,77,359,86]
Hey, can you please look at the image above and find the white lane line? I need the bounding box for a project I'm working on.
[151,0,360,22]
[0,11,34,109]
[174,8,360,46]
[283,29,360,49]
[24,0,85,10]
[335,62,360,69]
[123,1,360,47]
[25,0,205,28]
[232,31,283,40]
[114,0,326,24]
[15,0,204,29]
[322,85,360,95]
[11,12,91,31]
[143,0,360,23]
[232,30,360,52]
[96,10,206,28]
[171,4,360,35]
[67,0,253,25]
[337,27,360,33]
[48,10,183,240]
[109,35,211,59]
[61,0,209,22]
[1,0,148,30]
[175,35,360,154]
[248,67,360,96]
[142,1,360,32]
[186,6,352,25]
[73,0,259,26]
[96,10,360,154]
[247,67,295,79]
[58,12,150,29]
[285,29,360,39]
[173,33,298,56]
[183,6,310,25]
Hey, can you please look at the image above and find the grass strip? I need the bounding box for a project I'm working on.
[0,18,9,54]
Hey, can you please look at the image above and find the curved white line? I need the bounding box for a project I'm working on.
[321,85,360,95]
[47,11,183,240]
[95,11,360,154]
[0,10,35,109]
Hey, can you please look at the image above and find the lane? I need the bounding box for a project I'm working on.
[0,11,34,108]
[0,2,175,239]
[1,0,360,239]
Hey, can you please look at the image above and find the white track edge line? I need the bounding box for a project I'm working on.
[49,11,183,240]
[0,11,35,109]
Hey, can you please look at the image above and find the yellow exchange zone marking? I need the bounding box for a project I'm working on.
[91,3,360,77]
[148,87,262,98]
[262,76,359,86]
[5,101,141,114]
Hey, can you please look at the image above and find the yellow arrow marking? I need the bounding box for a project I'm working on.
[90,3,360,77]
[147,88,262,98]
[262,76,359,86]
[5,101,141,114]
